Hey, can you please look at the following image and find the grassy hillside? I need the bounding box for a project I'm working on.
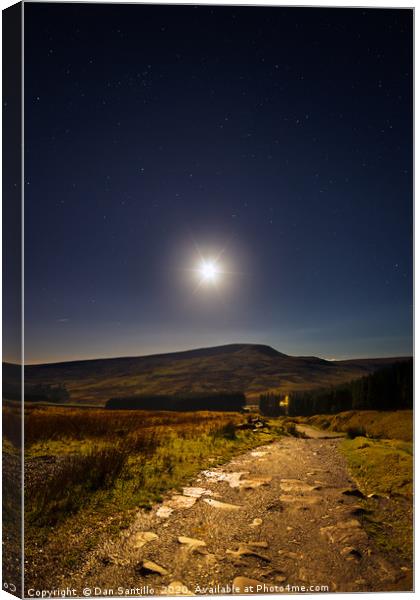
[12,344,409,405]
[303,409,413,441]
[342,429,413,563]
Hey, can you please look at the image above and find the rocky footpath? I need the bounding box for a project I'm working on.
[67,430,412,594]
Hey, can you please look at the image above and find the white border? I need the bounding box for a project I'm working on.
[0,2,415,600]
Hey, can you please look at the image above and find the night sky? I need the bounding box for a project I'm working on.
[24,4,413,364]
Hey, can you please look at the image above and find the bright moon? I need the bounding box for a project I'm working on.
[199,260,219,282]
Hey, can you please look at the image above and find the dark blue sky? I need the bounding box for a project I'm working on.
[24,4,413,364]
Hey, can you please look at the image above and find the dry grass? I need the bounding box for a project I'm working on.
[23,406,243,445]
[20,405,281,588]
[23,407,253,522]
[302,410,413,441]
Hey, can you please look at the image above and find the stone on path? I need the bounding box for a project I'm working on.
[139,560,168,576]
[132,531,158,549]
[182,487,212,498]
[203,498,242,511]
[178,536,206,551]
[278,550,302,560]
[202,470,247,488]
[156,506,174,519]
[226,542,270,562]
[280,494,322,506]
[250,518,263,528]
[320,519,368,544]
[167,495,197,509]
[233,577,266,593]
[238,477,272,490]
[280,479,320,493]
[244,541,269,548]
[165,582,194,596]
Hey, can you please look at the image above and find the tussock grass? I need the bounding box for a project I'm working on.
[24,406,239,445]
[341,437,413,497]
[23,408,254,525]
[29,445,129,525]
[341,436,413,562]
[304,409,412,441]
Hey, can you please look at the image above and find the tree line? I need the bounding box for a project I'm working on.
[260,359,413,417]
[25,383,70,403]
[106,391,245,412]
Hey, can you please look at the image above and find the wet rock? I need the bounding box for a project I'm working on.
[202,470,247,488]
[132,531,158,549]
[167,495,197,509]
[138,560,168,576]
[251,451,268,457]
[156,506,174,519]
[280,494,322,506]
[203,498,242,511]
[182,487,212,498]
[238,477,272,490]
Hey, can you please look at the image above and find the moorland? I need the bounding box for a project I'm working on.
[6,343,410,405]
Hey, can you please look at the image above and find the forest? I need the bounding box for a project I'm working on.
[106,391,245,411]
[260,360,413,417]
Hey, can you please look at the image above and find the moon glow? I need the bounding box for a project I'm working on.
[198,260,219,283]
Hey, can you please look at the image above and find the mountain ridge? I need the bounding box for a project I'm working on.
[12,343,410,406]
[14,342,410,368]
